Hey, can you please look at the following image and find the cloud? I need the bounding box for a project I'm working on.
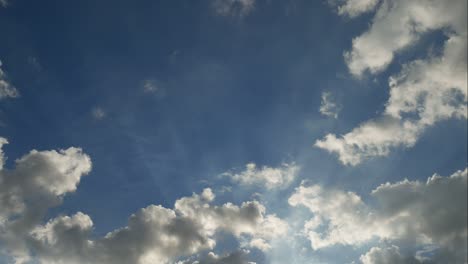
[329,0,379,18]
[315,116,422,165]
[289,168,467,262]
[316,0,467,165]
[0,139,92,262]
[319,91,341,119]
[142,79,160,93]
[360,245,422,264]
[343,0,466,77]
[212,0,256,17]
[223,163,300,189]
[182,250,252,264]
[0,60,20,99]
[0,140,287,263]
[0,0,8,8]
[91,107,106,120]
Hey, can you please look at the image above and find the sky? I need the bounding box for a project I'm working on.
[0,0,466,263]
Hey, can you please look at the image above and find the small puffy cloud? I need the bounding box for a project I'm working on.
[91,107,106,120]
[142,79,160,93]
[317,0,467,165]
[223,163,299,189]
[212,0,256,17]
[0,60,20,99]
[329,0,379,18]
[289,168,467,262]
[315,116,422,165]
[0,0,8,8]
[319,91,341,119]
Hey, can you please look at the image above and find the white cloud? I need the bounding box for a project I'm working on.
[315,116,422,165]
[330,0,379,18]
[0,139,92,262]
[319,91,341,119]
[316,0,467,165]
[360,245,421,264]
[289,168,467,262]
[0,60,20,99]
[344,0,466,77]
[223,162,299,189]
[212,0,256,17]
[0,139,287,263]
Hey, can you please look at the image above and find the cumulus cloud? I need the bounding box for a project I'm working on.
[24,189,285,264]
[289,168,467,263]
[212,0,256,17]
[329,0,379,18]
[319,91,341,119]
[316,0,467,165]
[0,60,20,99]
[0,138,92,262]
[223,162,299,189]
[315,116,422,165]
[360,245,422,264]
[0,140,286,263]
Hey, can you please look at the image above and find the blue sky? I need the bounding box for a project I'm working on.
[0,0,466,263]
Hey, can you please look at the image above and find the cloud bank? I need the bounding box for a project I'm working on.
[289,168,467,262]
[0,139,286,264]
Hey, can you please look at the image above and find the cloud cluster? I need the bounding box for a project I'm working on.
[0,60,20,99]
[0,139,286,263]
[223,162,299,189]
[316,0,467,165]
[289,168,467,262]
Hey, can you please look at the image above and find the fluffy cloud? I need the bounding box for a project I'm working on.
[212,0,255,17]
[316,0,467,165]
[289,168,467,263]
[360,245,421,264]
[329,0,379,18]
[25,189,286,264]
[0,140,286,263]
[223,163,299,189]
[319,91,341,119]
[315,116,422,165]
[0,138,92,262]
[344,0,466,77]
[0,60,20,99]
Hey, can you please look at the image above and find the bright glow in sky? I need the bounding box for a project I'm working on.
[0,0,466,263]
